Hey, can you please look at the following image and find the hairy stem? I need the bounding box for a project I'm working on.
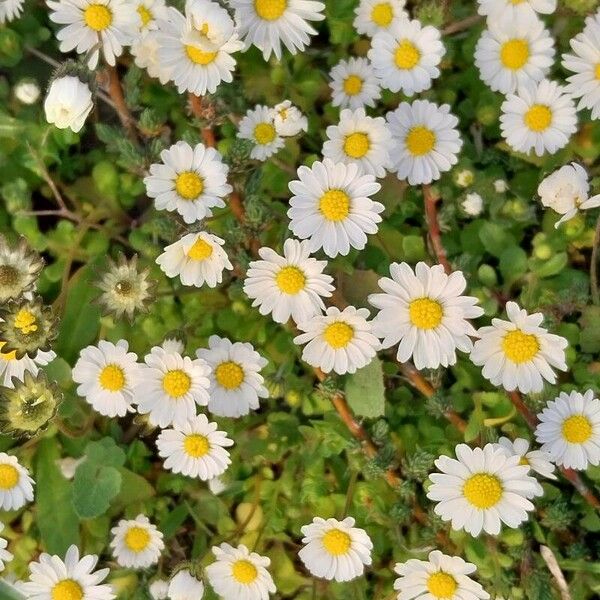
[188,93,217,147]
[423,184,451,274]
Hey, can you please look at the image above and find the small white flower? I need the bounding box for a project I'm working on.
[206,543,276,599]
[0,523,13,572]
[394,549,490,600]
[185,0,236,51]
[500,79,578,157]
[162,337,185,354]
[495,436,556,480]
[238,105,285,161]
[110,515,164,569]
[14,80,40,105]
[494,179,508,193]
[0,453,34,510]
[156,232,233,288]
[369,18,444,96]
[427,443,539,536]
[149,579,169,600]
[535,390,600,470]
[477,0,556,19]
[131,31,172,84]
[197,335,268,418]
[470,301,568,394]
[168,569,205,600]
[329,57,381,110]
[386,100,463,185]
[298,516,373,582]
[455,169,474,188]
[56,456,85,480]
[243,238,334,324]
[462,192,484,216]
[323,107,392,178]
[0,344,55,388]
[132,0,167,30]
[353,0,407,37]
[208,476,228,495]
[0,0,24,23]
[44,76,93,133]
[273,100,308,137]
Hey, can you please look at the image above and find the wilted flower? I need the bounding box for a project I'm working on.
[44,76,93,133]
[273,100,308,137]
[0,235,44,303]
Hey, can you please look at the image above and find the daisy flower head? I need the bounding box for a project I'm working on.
[156,232,233,288]
[322,108,392,178]
[168,569,204,600]
[294,306,380,375]
[474,11,554,95]
[196,335,268,418]
[44,76,93,134]
[206,543,276,600]
[47,0,137,69]
[368,18,445,96]
[470,301,568,394]
[110,514,164,569]
[0,0,24,23]
[427,443,539,536]
[0,236,43,303]
[477,0,557,19]
[243,238,335,324]
[273,100,308,137]
[386,101,463,185]
[135,345,210,428]
[21,545,114,600]
[144,141,232,224]
[230,0,325,60]
[132,30,173,84]
[368,262,483,370]
[495,436,556,480]
[353,0,407,37]
[0,344,55,388]
[0,453,33,510]
[500,79,578,157]
[298,516,373,582]
[72,339,141,418]
[394,550,490,600]
[238,105,285,161]
[329,57,382,110]
[287,158,384,257]
[133,0,167,31]
[184,0,236,51]
[535,390,600,470]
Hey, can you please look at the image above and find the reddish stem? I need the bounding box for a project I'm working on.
[423,185,451,274]
[188,93,217,147]
[105,65,136,141]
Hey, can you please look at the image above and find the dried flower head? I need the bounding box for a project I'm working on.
[0,235,44,303]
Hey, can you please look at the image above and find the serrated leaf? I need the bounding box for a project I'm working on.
[344,358,386,418]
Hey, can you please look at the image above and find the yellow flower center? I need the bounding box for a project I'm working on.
[319,189,350,221]
[524,104,552,132]
[162,369,191,398]
[14,309,38,334]
[0,341,16,362]
[427,571,458,599]
[519,456,530,466]
[595,64,600,80]
[52,579,83,600]
[83,4,113,31]
[175,171,204,200]
[322,529,351,555]
[124,526,151,552]
[183,434,211,458]
[185,45,218,65]
[371,2,393,26]
[137,4,153,27]
[501,330,540,363]
[214,361,245,390]
[405,125,436,156]
[463,473,503,509]
[343,132,370,158]
[99,364,125,392]
[395,39,421,70]
[323,322,354,349]
[0,464,18,490]
[510,0,526,4]
[254,0,287,20]
[232,560,258,584]
[343,75,363,96]
[500,39,530,70]
[409,297,443,330]
[254,122,277,145]
[275,266,306,294]
[187,238,214,261]
[562,415,593,444]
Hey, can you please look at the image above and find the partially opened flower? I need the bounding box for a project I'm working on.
[0,235,43,303]
[495,436,556,480]
[273,100,308,137]
[0,342,55,389]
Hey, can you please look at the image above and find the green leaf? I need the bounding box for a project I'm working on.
[479,222,515,258]
[499,246,528,282]
[85,437,126,468]
[530,252,568,278]
[72,461,122,519]
[345,358,386,418]
[580,306,600,353]
[0,580,25,599]
[113,468,155,507]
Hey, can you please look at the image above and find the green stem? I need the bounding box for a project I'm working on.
[591,213,600,305]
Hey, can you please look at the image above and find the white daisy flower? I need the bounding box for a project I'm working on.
[294,306,380,375]
[184,0,236,51]
[322,108,392,178]
[72,339,141,418]
[427,443,539,536]
[273,100,308,137]
[563,13,600,120]
[149,579,169,600]
[474,12,554,95]
[329,57,381,110]
[156,232,233,288]
[394,549,490,600]
[21,545,114,600]
[206,543,276,600]
[287,158,384,257]
[133,0,167,30]
[0,0,24,24]
[238,105,285,161]
[0,343,55,388]
[298,516,373,583]
[495,436,556,480]
[477,0,556,19]
[230,0,325,60]
[0,523,13,572]
[110,515,164,569]
[538,162,600,227]
[168,569,204,600]
[353,0,407,37]
[132,31,173,84]
[535,390,600,470]
[144,141,232,224]
[47,0,137,69]
[44,76,93,134]
[500,79,578,157]
[0,453,34,510]
[386,101,462,185]
[135,345,210,428]
[243,238,334,324]
[196,335,268,418]
[470,301,568,394]
[368,262,483,370]
[462,192,484,217]
[369,18,445,96]
[156,413,233,480]
[494,179,508,193]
